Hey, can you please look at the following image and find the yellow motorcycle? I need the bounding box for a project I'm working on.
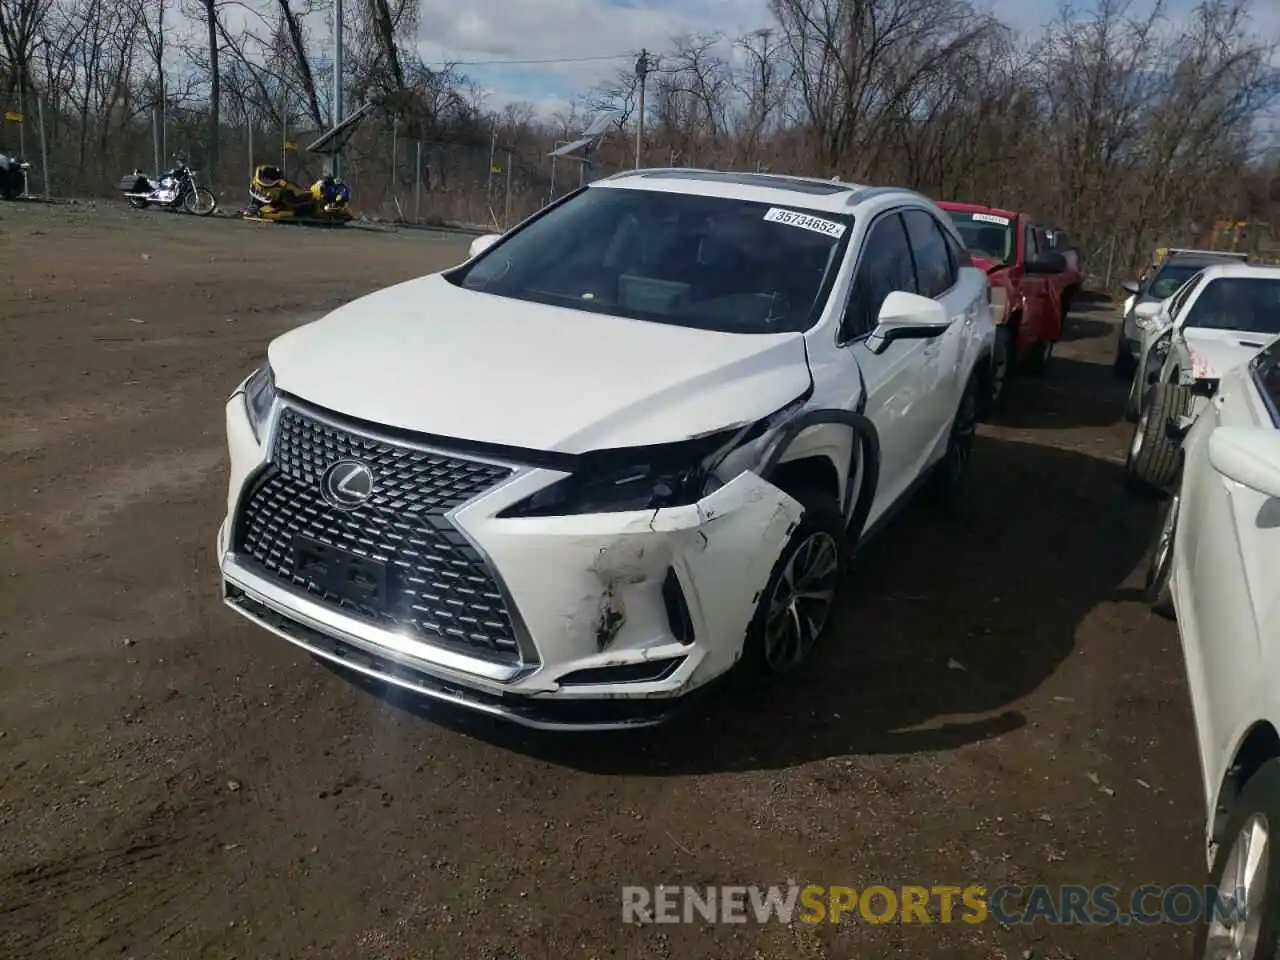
[244,164,353,224]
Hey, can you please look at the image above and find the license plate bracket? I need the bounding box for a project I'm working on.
[292,535,388,607]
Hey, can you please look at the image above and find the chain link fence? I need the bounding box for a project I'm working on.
[8,93,1277,292]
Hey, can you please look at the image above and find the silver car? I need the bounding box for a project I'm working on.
[1114,250,1249,375]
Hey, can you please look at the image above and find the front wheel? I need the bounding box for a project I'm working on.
[981,326,1014,421]
[1023,338,1053,376]
[183,187,217,216]
[1124,361,1146,422]
[1143,493,1178,618]
[741,487,847,679]
[1125,382,1191,494]
[1192,759,1280,960]
[1113,331,1136,379]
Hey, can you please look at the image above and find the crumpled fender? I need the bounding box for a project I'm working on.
[759,407,881,547]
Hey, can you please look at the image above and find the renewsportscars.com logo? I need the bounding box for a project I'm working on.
[621,884,1249,926]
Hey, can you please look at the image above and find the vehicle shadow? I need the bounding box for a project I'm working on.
[1072,288,1117,306]
[360,434,1160,774]
[994,356,1127,430]
[1058,315,1116,342]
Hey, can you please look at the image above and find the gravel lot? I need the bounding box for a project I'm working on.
[0,199,1203,959]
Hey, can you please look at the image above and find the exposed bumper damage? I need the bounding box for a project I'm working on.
[218,395,804,730]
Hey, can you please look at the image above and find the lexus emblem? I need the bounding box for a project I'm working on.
[320,459,375,508]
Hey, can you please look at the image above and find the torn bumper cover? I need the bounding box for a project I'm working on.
[217,398,803,730]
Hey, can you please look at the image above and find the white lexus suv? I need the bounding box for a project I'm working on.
[217,169,996,730]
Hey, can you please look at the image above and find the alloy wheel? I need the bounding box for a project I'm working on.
[762,531,840,672]
[1148,494,1179,589]
[945,384,979,485]
[991,347,1009,406]
[1131,404,1150,462]
[1203,813,1269,960]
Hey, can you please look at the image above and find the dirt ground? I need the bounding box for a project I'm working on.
[0,199,1203,959]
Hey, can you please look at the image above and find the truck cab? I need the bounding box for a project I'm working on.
[937,202,1073,383]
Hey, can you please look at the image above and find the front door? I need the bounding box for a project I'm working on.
[834,210,940,527]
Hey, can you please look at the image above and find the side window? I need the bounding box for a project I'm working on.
[1022,222,1038,263]
[901,209,955,298]
[840,213,917,342]
[1168,272,1205,320]
[942,225,971,272]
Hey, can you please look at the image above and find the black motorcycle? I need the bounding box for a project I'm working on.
[0,151,30,200]
[117,156,216,216]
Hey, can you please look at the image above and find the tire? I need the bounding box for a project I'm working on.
[1125,382,1191,494]
[127,197,148,210]
[926,372,979,502]
[1191,758,1280,960]
[0,174,15,200]
[1125,360,1145,423]
[1023,338,1052,376]
[183,187,217,216]
[981,326,1014,421]
[1113,330,1136,379]
[1143,493,1178,619]
[741,487,847,678]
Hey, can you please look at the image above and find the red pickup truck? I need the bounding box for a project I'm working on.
[937,202,1080,401]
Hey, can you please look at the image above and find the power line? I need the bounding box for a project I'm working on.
[419,53,633,67]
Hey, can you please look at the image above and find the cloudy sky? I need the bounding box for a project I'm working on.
[409,0,1280,117]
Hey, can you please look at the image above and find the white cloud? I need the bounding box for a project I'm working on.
[414,0,771,109]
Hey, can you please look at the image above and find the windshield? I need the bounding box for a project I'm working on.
[1148,264,1204,299]
[944,211,1013,264]
[449,186,852,334]
[1182,277,1280,335]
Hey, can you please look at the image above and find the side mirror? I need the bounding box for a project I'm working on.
[1208,426,1280,499]
[1121,280,1142,296]
[867,290,950,353]
[1023,252,1068,275]
[468,233,502,259]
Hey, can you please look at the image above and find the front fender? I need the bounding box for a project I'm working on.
[759,409,881,545]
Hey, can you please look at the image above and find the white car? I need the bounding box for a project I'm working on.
[1143,326,1280,956]
[217,169,996,730]
[1125,263,1280,493]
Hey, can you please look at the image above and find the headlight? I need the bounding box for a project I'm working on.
[988,285,1008,325]
[241,364,276,443]
[499,394,808,518]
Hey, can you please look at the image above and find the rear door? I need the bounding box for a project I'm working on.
[900,207,972,449]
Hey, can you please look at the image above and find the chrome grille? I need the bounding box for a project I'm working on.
[233,405,521,662]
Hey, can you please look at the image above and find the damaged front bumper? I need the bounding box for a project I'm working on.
[218,398,803,731]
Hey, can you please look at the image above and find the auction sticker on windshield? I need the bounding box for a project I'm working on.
[971,213,1011,226]
[763,208,847,239]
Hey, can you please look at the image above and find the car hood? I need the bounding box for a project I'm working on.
[268,273,815,454]
[969,254,1007,275]
[1181,328,1280,379]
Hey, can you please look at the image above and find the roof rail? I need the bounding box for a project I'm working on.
[846,185,920,206]
[603,167,717,181]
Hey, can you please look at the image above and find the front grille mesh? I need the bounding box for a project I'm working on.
[233,406,521,661]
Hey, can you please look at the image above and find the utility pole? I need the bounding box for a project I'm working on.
[634,50,650,170]
[331,0,344,178]
[486,126,497,201]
